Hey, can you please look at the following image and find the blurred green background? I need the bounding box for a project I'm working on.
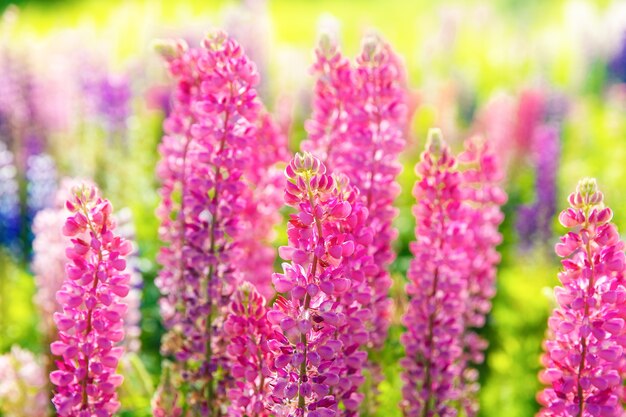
[2,0,626,416]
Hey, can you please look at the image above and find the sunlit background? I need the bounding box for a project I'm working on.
[1,0,626,416]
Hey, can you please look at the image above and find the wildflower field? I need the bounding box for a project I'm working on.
[2,0,626,416]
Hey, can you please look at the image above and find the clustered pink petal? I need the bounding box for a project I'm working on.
[537,178,626,417]
[223,283,275,417]
[302,34,409,350]
[154,31,278,413]
[266,152,372,417]
[400,130,470,417]
[50,183,132,417]
[32,178,100,342]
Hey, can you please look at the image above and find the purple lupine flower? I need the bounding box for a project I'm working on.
[0,141,20,253]
[517,125,561,249]
[457,136,507,416]
[154,32,262,414]
[49,183,132,416]
[303,34,408,350]
[537,178,626,417]
[84,73,132,134]
[400,130,471,417]
[266,152,368,416]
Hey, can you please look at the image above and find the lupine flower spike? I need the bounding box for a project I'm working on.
[49,183,132,416]
[303,33,408,350]
[154,31,263,414]
[537,178,626,417]
[400,129,470,417]
[267,152,370,417]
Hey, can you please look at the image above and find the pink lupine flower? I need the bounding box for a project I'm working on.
[457,136,507,416]
[303,34,408,349]
[223,282,274,417]
[400,129,470,417]
[32,178,99,341]
[49,183,132,417]
[154,32,263,413]
[267,152,369,416]
[0,346,48,417]
[537,178,626,417]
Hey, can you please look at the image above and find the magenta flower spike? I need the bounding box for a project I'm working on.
[267,152,370,417]
[400,129,470,417]
[223,282,275,417]
[303,34,408,349]
[537,178,626,417]
[457,136,507,416]
[154,31,264,413]
[49,183,132,417]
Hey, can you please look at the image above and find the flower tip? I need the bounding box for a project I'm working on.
[152,39,183,60]
[573,177,604,209]
[576,177,598,198]
[361,32,382,59]
[203,30,228,50]
[426,128,444,158]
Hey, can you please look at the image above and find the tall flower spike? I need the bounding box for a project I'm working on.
[537,178,626,417]
[400,129,470,417]
[267,152,369,416]
[457,136,507,416]
[303,34,408,349]
[49,183,132,416]
[154,31,262,413]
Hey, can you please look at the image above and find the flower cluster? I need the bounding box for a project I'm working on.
[537,178,626,417]
[49,183,132,416]
[401,130,471,417]
[303,33,408,349]
[154,32,266,413]
[267,153,370,417]
[223,282,274,417]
